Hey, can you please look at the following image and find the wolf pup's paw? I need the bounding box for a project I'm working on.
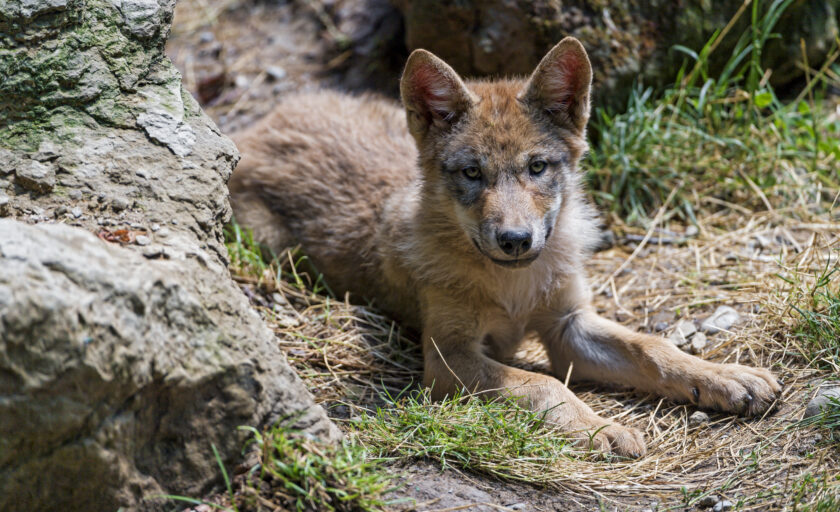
[572,419,646,458]
[688,363,782,416]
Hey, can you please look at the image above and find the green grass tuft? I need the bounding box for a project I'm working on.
[238,422,395,512]
[350,388,585,484]
[225,221,271,281]
[789,471,840,512]
[784,262,840,370]
[225,220,335,298]
[586,0,840,224]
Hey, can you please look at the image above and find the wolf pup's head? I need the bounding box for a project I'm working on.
[400,38,592,269]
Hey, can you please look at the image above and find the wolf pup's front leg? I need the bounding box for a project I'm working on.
[421,288,646,458]
[538,306,782,416]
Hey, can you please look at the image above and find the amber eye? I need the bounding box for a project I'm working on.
[462,166,481,180]
[529,160,547,175]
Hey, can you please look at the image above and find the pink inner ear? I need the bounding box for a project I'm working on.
[410,64,455,120]
[542,52,583,110]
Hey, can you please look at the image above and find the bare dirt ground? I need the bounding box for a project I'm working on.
[167,2,840,510]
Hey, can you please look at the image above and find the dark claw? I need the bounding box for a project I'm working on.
[692,387,700,402]
[777,379,784,388]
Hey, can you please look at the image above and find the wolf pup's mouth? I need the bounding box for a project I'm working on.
[489,255,540,268]
[472,238,540,268]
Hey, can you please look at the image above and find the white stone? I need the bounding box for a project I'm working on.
[701,305,741,334]
[669,319,697,346]
[689,410,710,425]
[804,388,840,419]
[689,332,708,354]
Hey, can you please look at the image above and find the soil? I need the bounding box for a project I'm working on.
[390,460,605,512]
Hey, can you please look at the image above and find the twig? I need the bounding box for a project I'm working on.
[595,187,679,295]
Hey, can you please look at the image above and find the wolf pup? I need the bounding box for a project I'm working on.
[229,38,781,457]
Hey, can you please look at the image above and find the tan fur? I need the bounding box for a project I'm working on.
[229,38,781,457]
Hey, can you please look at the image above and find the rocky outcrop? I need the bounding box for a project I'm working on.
[0,1,338,510]
[392,0,840,109]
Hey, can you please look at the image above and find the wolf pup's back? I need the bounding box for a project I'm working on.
[229,90,422,324]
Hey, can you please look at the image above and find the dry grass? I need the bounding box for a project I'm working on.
[228,204,840,510]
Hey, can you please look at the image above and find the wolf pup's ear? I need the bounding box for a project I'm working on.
[519,37,592,134]
[401,49,476,140]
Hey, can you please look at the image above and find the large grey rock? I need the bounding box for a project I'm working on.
[0,0,339,510]
[0,221,338,511]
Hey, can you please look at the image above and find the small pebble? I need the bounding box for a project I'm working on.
[235,75,249,88]
[142,246,169,259]
[271,292,288,305]
[507,503,527,511]
[751,234,773,249]
[698,494,720,508]
[804,388,840,419]
[654,321,668,332]
[685,225,699,237]
[199,31,215,43]
[68,189,82,200]
[266,66,287,81]
[713,500,733,512]
[701,306,741,334]
[151,223,160,232]
[689,410,710,426]
[55,205,68,216]
[669,319,697,346]
[689,332,708,354]
[71,206,82,218]
[112,197,130,211]
[135,235,151,246]
[277,314,300,328]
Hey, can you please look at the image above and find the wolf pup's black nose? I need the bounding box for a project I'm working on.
[497,229,532,256]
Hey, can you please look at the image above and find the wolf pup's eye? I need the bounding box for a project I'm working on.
[529,160,547,175]
[462,166,481,180]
